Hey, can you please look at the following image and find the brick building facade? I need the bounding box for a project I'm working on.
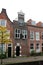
[0,8,13,57]
[0,8,43,57]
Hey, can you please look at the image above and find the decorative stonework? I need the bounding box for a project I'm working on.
[15,43,22,56]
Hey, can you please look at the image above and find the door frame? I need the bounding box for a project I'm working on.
[8,44,12,57]
[15,43,22,57]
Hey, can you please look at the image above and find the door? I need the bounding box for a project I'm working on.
[8,47,11,57]
[16,46,20,56]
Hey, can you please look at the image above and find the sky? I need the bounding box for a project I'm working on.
[0,0,43,22]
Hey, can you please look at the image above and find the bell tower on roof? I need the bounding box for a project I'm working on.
[18,10,25,23]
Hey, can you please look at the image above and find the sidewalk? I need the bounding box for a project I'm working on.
[0,56,43,64]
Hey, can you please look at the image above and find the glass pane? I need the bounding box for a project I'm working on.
[1,20,5,26]
[18,30,20,33]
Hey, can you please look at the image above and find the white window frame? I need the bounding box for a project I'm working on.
[36,32,40,40]
[15,29,21,39]
[31,21,36,25]
[36,43,40,53]
[22,30,27,39]
[30,31,34,40]
[0,19,7,27]
[0,44,5,54]
[41,32,43,39]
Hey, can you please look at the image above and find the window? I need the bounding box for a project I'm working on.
[41,23,43,27]
[41,32,43,39]
[0,19,7,27]
[31,21,36,25]
[0,44,5,54]
[30,43,34,49]
[19,18,24,23]
[30,31,34,40]
[22,30,27,39]
[15,29,21,39]
[3,44,5,53]
[18,18,24,26]
[36,32,40,40]
[36,43,40,53]
[0,44,2,53]
[36,43,39,49]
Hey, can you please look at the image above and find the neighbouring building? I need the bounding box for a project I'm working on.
[27,19,43,54]
[0,8,13,57]
[0,8,43,57]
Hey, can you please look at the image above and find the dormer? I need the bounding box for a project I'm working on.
[31,21,36,25]
[27,19,36,25]
[41,23,43,27]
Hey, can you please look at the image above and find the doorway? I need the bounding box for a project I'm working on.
[16,46,20,56]
[8,47,11,57]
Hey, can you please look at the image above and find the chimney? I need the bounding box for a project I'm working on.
[1,8,6,14]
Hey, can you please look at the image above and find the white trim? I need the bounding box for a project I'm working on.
[8,44,12,47]
[19,54,22,56]
[17,43,20,46]
[20,51,21,53]
[20,46,21,49]
[0,19,7,27]
[15,29,21,39]
[15,46,16,49]
[14,51,16,53]
[14,43,22,56]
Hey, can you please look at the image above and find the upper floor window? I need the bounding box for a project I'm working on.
[36,32,40,40]
[22,30,27,39]
[31,21,36,25]
[0,19,7,27]
[41,23,43,27]
[30,31,34,40]
[15,29,21,39]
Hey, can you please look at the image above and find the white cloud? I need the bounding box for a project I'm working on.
[0,0,43,22]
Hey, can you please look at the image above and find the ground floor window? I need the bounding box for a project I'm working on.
[36,43,39,49]
[36,43,40,53]
[42,43,43,51]
[30,43,34,49]
[0,44,5,54]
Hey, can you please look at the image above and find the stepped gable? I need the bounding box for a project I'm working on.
[0,8,11,22]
